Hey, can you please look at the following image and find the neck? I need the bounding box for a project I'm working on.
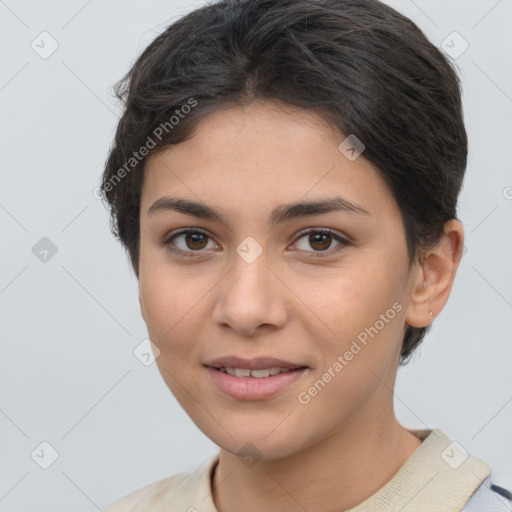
[212,408,422,512]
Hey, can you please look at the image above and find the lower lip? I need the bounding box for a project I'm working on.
[205,366,309,400]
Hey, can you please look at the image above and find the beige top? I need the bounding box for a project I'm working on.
[104,428,491,512]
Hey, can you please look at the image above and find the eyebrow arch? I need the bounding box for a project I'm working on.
[147,195,371,226]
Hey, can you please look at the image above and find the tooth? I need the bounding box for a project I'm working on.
[250,369,270,378]
[234,368,251,377]
[223,367,298,377]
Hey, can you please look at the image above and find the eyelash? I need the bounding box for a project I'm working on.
[162,228,350,259]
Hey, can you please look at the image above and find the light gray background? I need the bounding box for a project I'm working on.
[1,0,511,510]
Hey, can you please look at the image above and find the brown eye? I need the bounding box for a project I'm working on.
[163,228,217,256]
[308,232,332,251]
[183,232,208,250]
[293,229,349,257]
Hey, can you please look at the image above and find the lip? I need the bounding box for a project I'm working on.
[203,355,306,370]
[205,366,309,400]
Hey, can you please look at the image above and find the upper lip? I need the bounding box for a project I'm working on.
[204,356,308,370]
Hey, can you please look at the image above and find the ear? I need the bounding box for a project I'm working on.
[405,219,465,328]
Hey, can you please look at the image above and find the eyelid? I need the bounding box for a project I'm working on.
[293,227,349,243]
[163,227,210,244]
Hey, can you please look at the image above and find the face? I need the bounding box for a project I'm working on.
[138,100,422,459]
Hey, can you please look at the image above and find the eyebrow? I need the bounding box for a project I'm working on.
[147,195,371,225]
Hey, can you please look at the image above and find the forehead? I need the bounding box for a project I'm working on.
[141,101,399,224]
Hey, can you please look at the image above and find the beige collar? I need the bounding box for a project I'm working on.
[347,428,490,511]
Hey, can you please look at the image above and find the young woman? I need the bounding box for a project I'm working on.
[99,0,511,510]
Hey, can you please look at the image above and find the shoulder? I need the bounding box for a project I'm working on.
[103,454,219,512]
[461,475,512,511]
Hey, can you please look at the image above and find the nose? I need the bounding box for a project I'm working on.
[212,249,288,337]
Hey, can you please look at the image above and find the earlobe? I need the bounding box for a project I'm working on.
[404,274,432,328]
[404,219,464,328]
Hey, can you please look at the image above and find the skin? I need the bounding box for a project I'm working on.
[138,99,464,511]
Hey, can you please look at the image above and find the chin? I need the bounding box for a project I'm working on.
[207,423,311,462]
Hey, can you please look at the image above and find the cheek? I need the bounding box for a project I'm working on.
[295,263,405,388]
[290,262,398,343]
[139,261,212,341]
[139,272,207,397]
